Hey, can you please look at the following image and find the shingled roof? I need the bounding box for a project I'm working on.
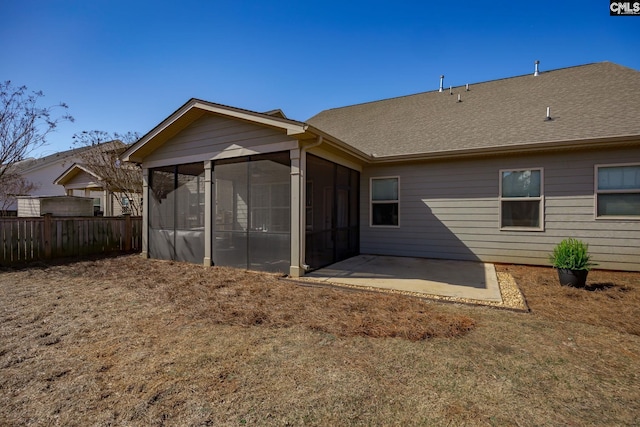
[306,62,640,158]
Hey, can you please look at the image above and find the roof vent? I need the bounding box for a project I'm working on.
[449,86,452,95]
[439,75,444,92]
[457,94,462,103]
[465,83,469,91]
[534,60,540,76]
[545,106,553,121]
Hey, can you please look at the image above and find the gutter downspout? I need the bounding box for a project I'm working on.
[298,136,323,274]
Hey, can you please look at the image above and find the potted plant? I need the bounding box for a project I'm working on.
[549,238,594,287]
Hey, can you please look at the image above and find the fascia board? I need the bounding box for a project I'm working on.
[368,135,640,164]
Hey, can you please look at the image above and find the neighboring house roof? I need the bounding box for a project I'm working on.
[263,109,288,119]
[13,146,93,174]
[12,141,125,174]
[53,163,104,187]
[307,62,640,159]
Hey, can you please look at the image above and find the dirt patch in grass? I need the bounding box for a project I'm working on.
[1,255,639,426]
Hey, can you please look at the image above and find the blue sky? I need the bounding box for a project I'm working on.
[2,0,639,157]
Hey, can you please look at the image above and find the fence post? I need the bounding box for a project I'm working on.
[43,213,52,259]
[124,214,132,252]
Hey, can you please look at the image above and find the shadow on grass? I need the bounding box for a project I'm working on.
[584,282,631,292]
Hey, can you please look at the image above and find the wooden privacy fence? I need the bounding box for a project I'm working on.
[0,214,142,265]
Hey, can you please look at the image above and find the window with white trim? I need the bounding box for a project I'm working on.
[596,164,640,218]
[121,196,131,214]
[92,197,102,216]
[370,177,399,227]
[499,169,543,230]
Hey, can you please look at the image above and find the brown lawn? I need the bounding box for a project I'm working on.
[1,255,639,426]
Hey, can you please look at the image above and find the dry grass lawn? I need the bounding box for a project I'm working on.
[1,255,639,426]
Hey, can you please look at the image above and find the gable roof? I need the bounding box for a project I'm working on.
[12,141,126,174]
[121,99,315,163]
[12,145,95,174]
[307,62,640,159]
[53,163,103,187]
[263,109,288,119]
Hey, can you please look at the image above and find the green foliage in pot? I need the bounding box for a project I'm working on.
[549,238,594,271]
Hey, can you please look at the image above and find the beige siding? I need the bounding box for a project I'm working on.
[110,192,142,216]
[361,146,640,271]
[25,161,76,197]
[144,114,298,167]
[17,198,41,217]
[5,158,78,212]
[63,170,101,189]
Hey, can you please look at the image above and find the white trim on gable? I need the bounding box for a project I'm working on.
[53,163,102,186]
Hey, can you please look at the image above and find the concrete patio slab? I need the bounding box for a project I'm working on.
[304,255,502,302]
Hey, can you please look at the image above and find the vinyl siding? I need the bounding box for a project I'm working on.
[5,159,78,211]
[144,114,298,166]
[63,170,101,189]
[17,198,41,217]
[361,146,640,271]
[110,192,142,216]
[27,164,71,197]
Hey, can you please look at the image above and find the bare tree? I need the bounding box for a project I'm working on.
[72,130,142,216]
[0,172,39,215]
[0,81,73,184]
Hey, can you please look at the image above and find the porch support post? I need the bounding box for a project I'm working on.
[203,161,213,266]
[299,149,307,274]
[289,148,303,277]
[104,190,111,216]
[141,167,149,258]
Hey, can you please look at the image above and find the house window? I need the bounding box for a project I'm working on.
[596,164,640,218]
[93,197,102,216]
[370,177,399,227]
[500,169,543,230]
[121,196,131,214]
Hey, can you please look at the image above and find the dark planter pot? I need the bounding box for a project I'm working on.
[557,268,588,287]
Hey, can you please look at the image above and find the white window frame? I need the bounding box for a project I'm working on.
[499,168,544,231]
[121,196,131,214]
[370,176,400,228]
[595,162,640,220]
